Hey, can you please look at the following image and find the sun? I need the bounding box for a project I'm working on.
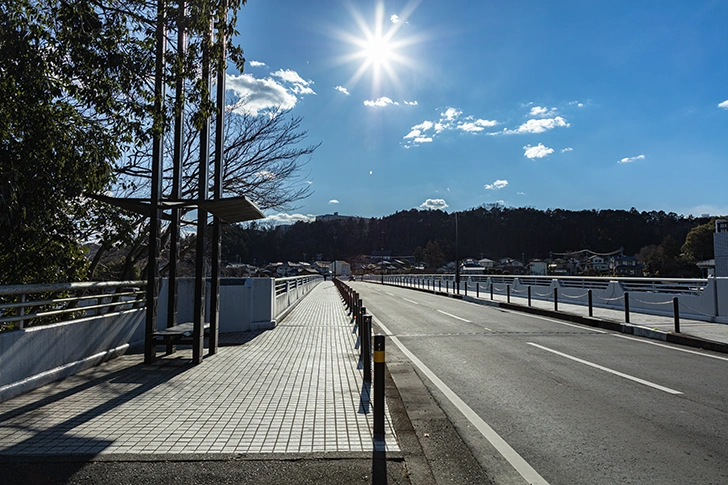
[335,1,422,93]
[363,34,393,67]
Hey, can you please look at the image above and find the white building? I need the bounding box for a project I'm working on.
[330,260,351,277]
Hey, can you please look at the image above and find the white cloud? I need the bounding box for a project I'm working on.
[719,100,728,109]
[441,107,462,121]
[390,14,400,23]
[569,100,584,108]
[255,170,276,180]
[263,213,315,225]
[458,119,498,133]
[364,96,398,107]
[517,192,526,195]
[561,147,573,153]
[419,198,449,210]
[334,86,350,95]
[529,106,555,116]
[403,108,500,147]
[226,73,299,115]
[618,154,645,164]
[328,199,339,204]
[484,179,508,190]
[523,143,554,159]
[248,60,266,67]
[404,100,418,106]
[271,69,315,95]
[507,116,570,134]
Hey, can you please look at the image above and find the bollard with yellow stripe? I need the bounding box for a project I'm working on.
[373,334,385,441]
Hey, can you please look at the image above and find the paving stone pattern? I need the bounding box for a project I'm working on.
[0,282,398,455]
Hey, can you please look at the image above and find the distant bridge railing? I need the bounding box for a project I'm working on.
[275,275,323,318]
[366,274,726,323]
[0,281,146,333]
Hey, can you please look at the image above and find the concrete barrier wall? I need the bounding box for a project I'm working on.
[157,278,276,332]
[0,308,145,402]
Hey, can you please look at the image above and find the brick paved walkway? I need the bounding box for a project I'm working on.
[0,282,398,455]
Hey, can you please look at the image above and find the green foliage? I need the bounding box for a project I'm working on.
[1,0,248,284]
[681,220,716,262]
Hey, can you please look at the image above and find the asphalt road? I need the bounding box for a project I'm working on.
[352,282,728,485]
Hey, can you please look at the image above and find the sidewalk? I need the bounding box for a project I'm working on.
[0,282,402,482]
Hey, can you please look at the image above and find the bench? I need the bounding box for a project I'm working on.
[151,321,210,348]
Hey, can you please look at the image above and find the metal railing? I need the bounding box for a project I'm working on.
[274,275,323,317]
[0,281,146,332]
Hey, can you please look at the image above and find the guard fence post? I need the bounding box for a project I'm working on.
[554,287,558,312]
[490,282,493,300]
[673,297,680,333]
[359,306,366,359]
[373,334,385,441]
[588,289,593,317]
[527,285,532,306]
[363,315,372,382]
[464,279,468,297]
[624,292,630,324]
[507,284,511,303]
[476,283,479,298]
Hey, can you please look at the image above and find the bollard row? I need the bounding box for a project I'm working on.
[332,277,386,441]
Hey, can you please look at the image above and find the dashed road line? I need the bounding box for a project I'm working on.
[527,342,683,395]
[437,309,473,323]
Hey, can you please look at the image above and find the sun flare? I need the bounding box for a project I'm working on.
[335,1,423,93]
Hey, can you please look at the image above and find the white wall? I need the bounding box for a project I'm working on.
[0,309,145,402]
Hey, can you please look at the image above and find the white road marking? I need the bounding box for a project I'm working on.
[527,343,683,395]
[386,292,395,296]
[403,298,419,305]
[613,334,728,362]
[437,310,472,323]
[372,315,551,485]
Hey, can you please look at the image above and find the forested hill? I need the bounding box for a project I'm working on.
[223,206,711,265]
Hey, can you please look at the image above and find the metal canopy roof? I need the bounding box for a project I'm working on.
[88,194,265,224]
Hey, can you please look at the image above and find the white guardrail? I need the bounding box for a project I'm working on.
[367,274,728,323]
[275,275,323,318]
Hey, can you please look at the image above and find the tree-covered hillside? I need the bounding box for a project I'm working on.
[224,206,711,267]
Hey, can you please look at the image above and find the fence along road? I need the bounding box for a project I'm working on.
[351,281,728,485]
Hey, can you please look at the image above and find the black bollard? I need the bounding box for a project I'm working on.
[373,334,385,441]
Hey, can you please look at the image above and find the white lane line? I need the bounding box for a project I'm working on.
[527,343,683,395]
[613,334,728,362]
[372,315,550,485]
[386,292,395,296]
[403,298,419,305]
[437,309,472,323]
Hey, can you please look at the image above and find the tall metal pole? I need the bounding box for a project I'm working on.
[193,18,213,365]
[455,213,460,294]
[145,0,167,365]
[167,0,186,346]
[209,0,228,355]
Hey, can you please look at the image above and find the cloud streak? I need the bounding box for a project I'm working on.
[618,154,645,164]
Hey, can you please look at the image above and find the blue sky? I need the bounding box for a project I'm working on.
[231,0,728,224]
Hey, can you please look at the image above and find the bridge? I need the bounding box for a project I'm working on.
[1,275,728,483]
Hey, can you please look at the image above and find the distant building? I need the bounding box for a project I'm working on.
[330,260,351,277]
[316,212,358,222]
[528,260,548,276]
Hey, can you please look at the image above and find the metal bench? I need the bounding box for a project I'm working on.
[151,321,210,348]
